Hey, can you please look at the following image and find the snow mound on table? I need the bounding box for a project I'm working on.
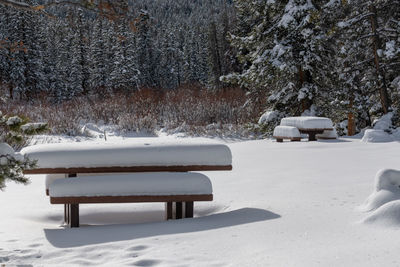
[280,116,333,129]
[361,129,393,143]
[362,201,400,227]
[273,126,301,138]
[360,169,400,212]
[21,139,232,169]
[49,172,212,197]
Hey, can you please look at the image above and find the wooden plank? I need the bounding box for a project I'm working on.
[50,194,213,204]
[24,165,232,175]
[273,136,301,142]
[298,128,333,131]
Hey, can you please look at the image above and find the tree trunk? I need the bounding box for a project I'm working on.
[8,83,13,99]
[208,21,222,89]
[369,4,391,114]
[347,97,355,136]
[298,66,311,113]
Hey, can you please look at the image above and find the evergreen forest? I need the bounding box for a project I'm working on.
[0,0,399,137]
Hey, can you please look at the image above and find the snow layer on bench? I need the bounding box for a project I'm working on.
[21,139,232,168]
[45,174,65,189]
[49,172,212,197]
[273,126,301,138]
[280,116,333,129]
[45,173,116,189]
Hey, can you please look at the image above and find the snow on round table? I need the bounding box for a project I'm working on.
[280,116,333,130]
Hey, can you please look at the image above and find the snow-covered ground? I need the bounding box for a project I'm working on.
[2,136,400,266]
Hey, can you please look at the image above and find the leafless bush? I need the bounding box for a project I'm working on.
[1,86,262,137]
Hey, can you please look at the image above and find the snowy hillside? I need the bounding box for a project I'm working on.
[1,137,400,266]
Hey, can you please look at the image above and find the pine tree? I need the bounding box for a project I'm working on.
[331,0,400,132]
[136,10,157,87]
[208,20,223,89]
[0,111,46,190]
[225,1,336,116]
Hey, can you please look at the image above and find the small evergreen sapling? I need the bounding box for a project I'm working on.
[0,111,47,190]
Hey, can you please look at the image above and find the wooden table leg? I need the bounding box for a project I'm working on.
[185,201,194,218]
[69,204,79,227]
[176,202,183,219]
[308,132,317,141]
[64,204,69,224]
[67,173,79,227]
[165,202,173,220]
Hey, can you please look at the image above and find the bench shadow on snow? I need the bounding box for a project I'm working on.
[44,208,280,248]
[316,138,352,143]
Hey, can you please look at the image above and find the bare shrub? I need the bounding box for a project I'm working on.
[1,85,262,137]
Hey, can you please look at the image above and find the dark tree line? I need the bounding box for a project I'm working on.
[0,0,236,101]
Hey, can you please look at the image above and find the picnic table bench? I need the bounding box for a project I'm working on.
[22,140,232,228]
[273,126,301,142]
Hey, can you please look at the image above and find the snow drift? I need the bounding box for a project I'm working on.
[361,129,393,143]
[361,169,400,227]
[363,201,400,227]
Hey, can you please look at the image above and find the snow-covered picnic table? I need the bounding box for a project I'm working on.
[280,116,334,141]
[21,140,232,174]
[21,139,232,227]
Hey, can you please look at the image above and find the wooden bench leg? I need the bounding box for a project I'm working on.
[176,202,183,219]
[185,201,194,218]
[69,204,79,228]
[165,202,173,220]
[276,138,283,143]
[64,204,69,224]
[66,173,79,227]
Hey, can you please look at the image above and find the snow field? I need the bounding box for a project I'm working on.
[1,137,400,266]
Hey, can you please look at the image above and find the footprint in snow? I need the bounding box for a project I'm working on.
[127,245,148,252]
[133,259,160,266]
